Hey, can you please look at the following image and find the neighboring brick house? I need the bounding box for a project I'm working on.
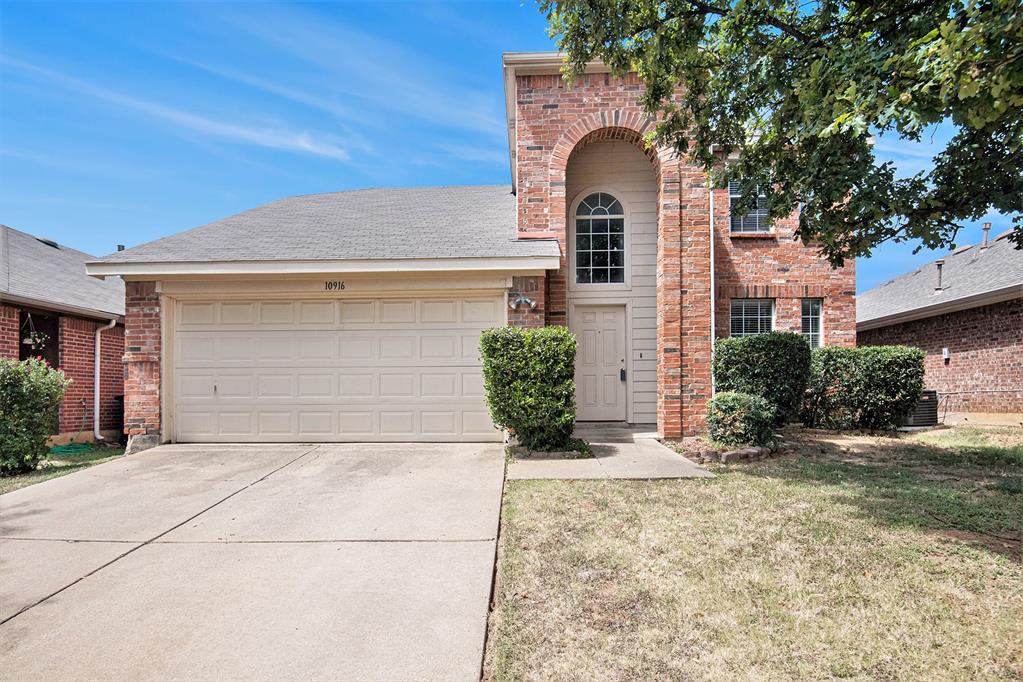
[858,228,1023,420]
[1,225,125,441]
[85,52,854,453]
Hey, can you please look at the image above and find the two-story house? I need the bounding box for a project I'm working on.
[86,52,855,453]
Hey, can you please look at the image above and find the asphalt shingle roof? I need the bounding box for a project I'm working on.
[95,185,559,264]
[857,230,1023,324]
[1,225,124,317]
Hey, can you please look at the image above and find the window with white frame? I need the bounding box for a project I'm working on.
[575,192,625,284]
[802,298,823,347]
[728,180,771,233]
[730,299,774,337]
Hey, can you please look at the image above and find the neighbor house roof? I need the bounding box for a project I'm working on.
[857,229,1023,330]
[1,225,124,319]
[86,185,560,278]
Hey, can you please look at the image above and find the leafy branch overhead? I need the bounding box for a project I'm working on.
[541,0,1023,265]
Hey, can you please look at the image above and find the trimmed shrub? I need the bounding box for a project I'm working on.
[706,391,776,447]
[801,345,925,430]
[713,332,811,424]
[853,345,926,430]
[1,358,70,475]
[802,346,859,429]
[479,326,576,451]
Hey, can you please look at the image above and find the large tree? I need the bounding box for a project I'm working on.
[541,0,1022,265]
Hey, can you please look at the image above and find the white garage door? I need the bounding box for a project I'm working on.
[172,295,504,442]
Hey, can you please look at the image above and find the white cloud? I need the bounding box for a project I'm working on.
[2,56,351,161]
[437,143,507,166]
[220,6,505,141]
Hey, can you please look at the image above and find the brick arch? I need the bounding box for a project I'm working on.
[543,113,690,438]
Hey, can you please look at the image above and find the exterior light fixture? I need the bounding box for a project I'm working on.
[508,295,537,311]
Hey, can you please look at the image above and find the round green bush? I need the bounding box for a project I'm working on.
[712,332,811,424]
[1,358,70,475]
[706,391,776,447]
[479,325,577,451]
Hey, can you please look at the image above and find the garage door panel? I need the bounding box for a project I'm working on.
[173,295,503,442]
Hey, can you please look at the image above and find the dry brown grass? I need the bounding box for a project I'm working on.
[484,426,1023,681]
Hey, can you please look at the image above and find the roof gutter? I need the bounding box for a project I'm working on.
[857,283,1022,331]
[85,254,563,279]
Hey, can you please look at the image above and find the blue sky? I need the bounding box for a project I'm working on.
[0,1,1012,293]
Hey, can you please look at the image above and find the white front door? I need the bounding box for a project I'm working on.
[571,305,627,421]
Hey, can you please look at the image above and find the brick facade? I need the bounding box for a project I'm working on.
[57,316,125,434]
[123,281,162,443]
[858,298,1023,414]
[1,302,124,436]
[0,304,18,359]
[510,70,854,436]
[713,192,856,346]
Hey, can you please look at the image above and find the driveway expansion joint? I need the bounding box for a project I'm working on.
[0,444,322,626]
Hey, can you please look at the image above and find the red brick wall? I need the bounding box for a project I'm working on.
[507,276,546,328]
[123,281,162,438]
[713,187,856,345]
[57,317,125,433]
[0,304,18,359]
[857,298,1023,413]
[513,70,853,435]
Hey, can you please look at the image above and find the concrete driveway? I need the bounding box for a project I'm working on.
[0,443,505,681]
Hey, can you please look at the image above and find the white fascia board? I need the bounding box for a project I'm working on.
[856,284,1023,331]
[85,255,561,279]
[0,292,123,321]
[503,51,614,192]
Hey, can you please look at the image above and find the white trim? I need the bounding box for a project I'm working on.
[503,51,614,190]
[567,186,632,292]
[85,255,560,279]
[856,285,1022,331]
[0,292,123,322]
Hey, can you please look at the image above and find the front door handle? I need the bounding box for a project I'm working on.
[619,367,627,382]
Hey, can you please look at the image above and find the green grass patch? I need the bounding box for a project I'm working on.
[0,443,125,495]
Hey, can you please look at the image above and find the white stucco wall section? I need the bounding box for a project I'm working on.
[566,140,658,424]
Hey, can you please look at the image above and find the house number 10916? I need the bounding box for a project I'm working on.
[324,281,346,291]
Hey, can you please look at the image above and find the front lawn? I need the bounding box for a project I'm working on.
[484,426,1023,680]
[0,443,125,495]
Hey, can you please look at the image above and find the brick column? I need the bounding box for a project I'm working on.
[0,304,19,359]
[123,281,161,453]
[678,165,713,436]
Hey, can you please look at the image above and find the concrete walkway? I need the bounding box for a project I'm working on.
[0,443,505,681]
[506,425,712,480]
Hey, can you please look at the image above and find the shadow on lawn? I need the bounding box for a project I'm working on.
[746,429,1023,561]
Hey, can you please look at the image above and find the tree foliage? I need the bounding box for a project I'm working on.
[541,0,1023,264]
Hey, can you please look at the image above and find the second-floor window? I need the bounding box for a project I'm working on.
[728,181,771,233]
[575,192,625,284]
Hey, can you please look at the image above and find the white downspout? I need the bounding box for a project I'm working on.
[94,318,117,441]
[708,180,716,396]
[707,178,716,396]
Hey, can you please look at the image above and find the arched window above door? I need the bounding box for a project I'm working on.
[574,192,625,284]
